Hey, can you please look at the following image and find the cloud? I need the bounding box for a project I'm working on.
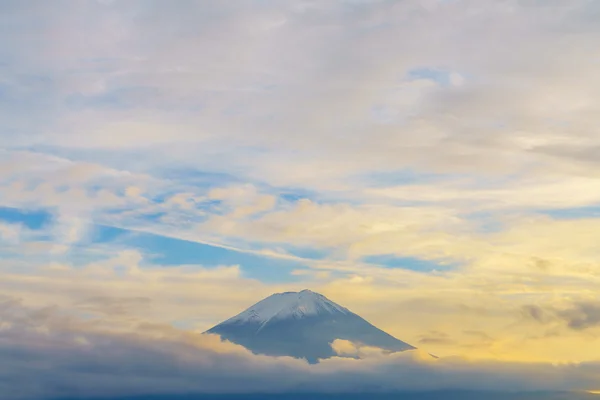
[76,296,152,317]
[2,0,600,393]
[2,0,600,261]
[2,0,600,190]
[558,302,600,331]
[1,299,600,400]
[208,184,277,218]
[0,222,22,244]
[417,331,456,346]
[522,301,600,331]
[0,244,597,364]
[331,339,396,359]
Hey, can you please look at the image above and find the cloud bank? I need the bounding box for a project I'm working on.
[1,298,599,400]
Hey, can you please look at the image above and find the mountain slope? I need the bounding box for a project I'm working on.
[205,289,415,363]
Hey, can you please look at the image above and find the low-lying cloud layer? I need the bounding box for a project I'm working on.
[1,298,600,400]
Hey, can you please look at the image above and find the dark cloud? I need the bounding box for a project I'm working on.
[417,331,455,346]
[521,301,600,331]
[557,302,600,331]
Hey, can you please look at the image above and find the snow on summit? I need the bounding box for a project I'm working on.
[223,289,349,325]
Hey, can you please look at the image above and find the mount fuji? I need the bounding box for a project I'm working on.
[205,289,415,363]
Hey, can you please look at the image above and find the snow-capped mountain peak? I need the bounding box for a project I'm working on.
[222,289,349,326]
[206,289,415,363]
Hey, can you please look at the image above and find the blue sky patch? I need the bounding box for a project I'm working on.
[90,224,132,243]
[0,206,52,230]
[539,206,600,220]
[357,169,455,187]
[362,254,457,272]
[407,67,460,86]
[279,190,318,203]
[159,168,243,189]
[100,229,307,283]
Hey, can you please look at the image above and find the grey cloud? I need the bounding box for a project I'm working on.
[557,302,600,331]
[76,296,152,316]
[521,301,600,331]
[417,331,455,346]
[521,305,550,324]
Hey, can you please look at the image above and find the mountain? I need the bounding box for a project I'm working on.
[205,289,415,363]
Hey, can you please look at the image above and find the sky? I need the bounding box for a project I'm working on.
[2,0,600,398]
